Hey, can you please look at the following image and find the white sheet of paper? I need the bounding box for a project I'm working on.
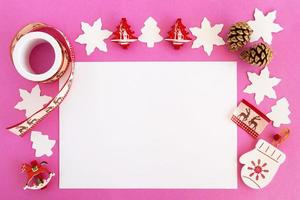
[59,62,237,189]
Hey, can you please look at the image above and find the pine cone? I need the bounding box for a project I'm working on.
[227,22,253,51]
[240,43,273,67]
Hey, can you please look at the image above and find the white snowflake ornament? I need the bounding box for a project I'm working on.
[267,98,291,127]
[31,131,56,157]
[248,8,283,44]
[244,67,281,105]
[190,17,225,56]
[15,85,51,117]
[138,17,163,48]
[76,18,112,55]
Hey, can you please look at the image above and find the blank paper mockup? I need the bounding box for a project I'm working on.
[59,62,237,188]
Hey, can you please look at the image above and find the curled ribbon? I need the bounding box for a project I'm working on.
[7,23,74,136]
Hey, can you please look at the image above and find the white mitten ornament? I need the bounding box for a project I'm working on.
[240,139,286,189]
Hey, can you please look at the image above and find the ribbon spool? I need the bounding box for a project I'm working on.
[7,23,74,136]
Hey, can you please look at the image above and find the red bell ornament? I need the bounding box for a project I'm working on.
[21,160,55,190]
[111,18,137,49]
[165,18,192,49]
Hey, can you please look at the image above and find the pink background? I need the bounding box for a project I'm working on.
[0,0,299,199]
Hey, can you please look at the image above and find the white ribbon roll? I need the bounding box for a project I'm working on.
[12,31,63,82]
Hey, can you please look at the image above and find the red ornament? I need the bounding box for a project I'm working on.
[272,128,290,147]
[21,160,55,190]
[111,18,137,49]
[273,134,281,141]
[165,18,192,49]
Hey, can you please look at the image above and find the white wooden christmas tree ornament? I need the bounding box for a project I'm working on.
[76,18,112,55]
[267,97,291,127]
[190,17,225,56]
[248,8,283,45]
[244,67,281,105]
[138,17,163,48]
[240,139,286,189]
[15,85,51,117]
[31,131,56,157]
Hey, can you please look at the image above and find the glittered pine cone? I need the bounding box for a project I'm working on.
[240,43,273,67]
[227,22,253,51]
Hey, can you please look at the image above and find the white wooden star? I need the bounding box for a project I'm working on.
[190,17,225,56]
[244,67,281,105]
[76,18,112,55]
[267,98,291,127]
[15,85,51,117]
[248,8,283,44]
